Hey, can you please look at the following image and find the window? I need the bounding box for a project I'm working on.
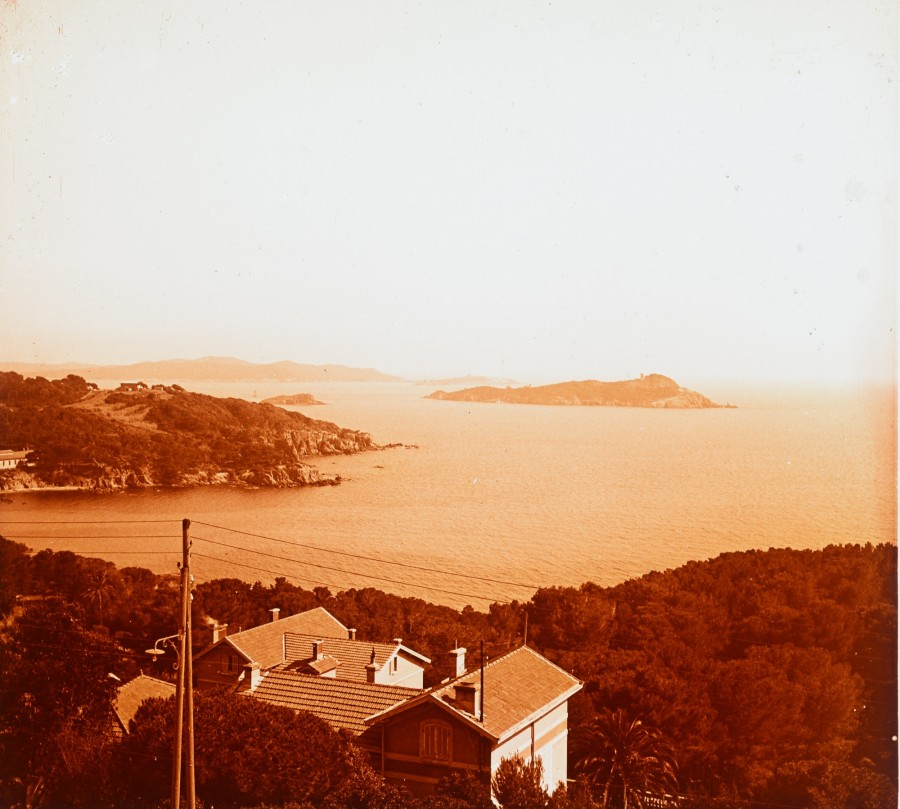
[227,654,234,672]
[420,720,452,762]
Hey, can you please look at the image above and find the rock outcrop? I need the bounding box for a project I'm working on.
[261,393,325,406]
[426,374,727,409]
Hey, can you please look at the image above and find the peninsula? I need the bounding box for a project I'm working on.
[426,374,727,408]
[0,373,381,492]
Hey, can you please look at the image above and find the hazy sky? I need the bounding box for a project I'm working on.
[1,1,896,386]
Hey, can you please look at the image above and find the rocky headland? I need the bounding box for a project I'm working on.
[0,373,383,492]
[426,373,729,408]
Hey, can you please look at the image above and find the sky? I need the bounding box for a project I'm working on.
[1,0,896,387]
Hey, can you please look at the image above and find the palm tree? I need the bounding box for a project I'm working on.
[81,567,117,630]
[571,709,679,809]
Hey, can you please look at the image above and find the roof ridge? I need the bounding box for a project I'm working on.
[229,607,346,638]
[284,632,397,648]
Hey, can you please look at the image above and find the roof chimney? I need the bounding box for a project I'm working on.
[348,628,357,641]
[365,647,378,683]
[241,662,261,692]
[449,647,467,678]
[269,607,280,622]
[312,639,324,660]
[211,623,228,644]
[454,681,481,717]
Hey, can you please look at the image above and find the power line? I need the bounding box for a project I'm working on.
[0,519,179,525]
[193,534,520,602]
[193,519,540,590]
[5,534,179,539]
[192,551,509,605]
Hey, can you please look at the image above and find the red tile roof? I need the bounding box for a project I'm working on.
[368,646,582,742]
[283,633,428,681]
[197,607,349,670]
[113,674,176,733]
[245,668,419,742]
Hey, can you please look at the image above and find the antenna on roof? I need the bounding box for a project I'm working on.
[480,640,485,723]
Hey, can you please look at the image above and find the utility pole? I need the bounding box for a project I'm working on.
[183,518,196,809]
[170,525,188,809]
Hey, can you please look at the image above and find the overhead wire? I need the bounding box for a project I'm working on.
[0,519,180,524]
[192,550,509,605]
[193,519,540,590]
[192,533,521,603]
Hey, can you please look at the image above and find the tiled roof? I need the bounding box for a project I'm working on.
[283,634,410,681]
[370,646,582,742]
[246,668,420,739]
[114,675,176,733]
[304,655,339,675]
[207,607,349,670]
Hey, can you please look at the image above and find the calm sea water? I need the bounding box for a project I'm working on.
[1,382,895,609]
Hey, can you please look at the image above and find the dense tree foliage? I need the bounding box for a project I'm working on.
[0,372,376,488]
[0,536,895,808]
[120,690,366,808]
[492,757,549,809]
[0,600,134,808]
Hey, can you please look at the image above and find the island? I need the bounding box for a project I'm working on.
[261,393,325,406]
[426,373,728,408]
[0,372,382,492]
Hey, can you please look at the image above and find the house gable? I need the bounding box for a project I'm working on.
[193,606,350,689]
[367,646,582,796]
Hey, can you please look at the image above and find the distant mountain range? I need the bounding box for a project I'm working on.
[426,374,729,408]
[0,356,404,383]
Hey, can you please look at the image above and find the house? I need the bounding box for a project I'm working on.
[111,674,176,739]
[193,606,430,691]
[242,667,421,762]
[0,449,29,470]
[364,645,582,797]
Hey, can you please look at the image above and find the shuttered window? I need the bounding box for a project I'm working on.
[420,721,452,761]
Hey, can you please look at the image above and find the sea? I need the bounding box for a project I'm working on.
[0,381,895,610]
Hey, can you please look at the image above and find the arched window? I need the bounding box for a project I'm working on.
[420,720,453,762]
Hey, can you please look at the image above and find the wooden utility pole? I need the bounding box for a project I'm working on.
[183,518,196,809]
[170,526,188,809]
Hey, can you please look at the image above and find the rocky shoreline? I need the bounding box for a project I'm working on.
[0,373,398,494]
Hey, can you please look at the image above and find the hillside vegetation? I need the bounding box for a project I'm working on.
[0,372,379,490]
[427,374,726,408]
[0,538,894,807]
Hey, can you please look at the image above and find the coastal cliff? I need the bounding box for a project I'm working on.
[427,374,727,408]
[0,373,379,492]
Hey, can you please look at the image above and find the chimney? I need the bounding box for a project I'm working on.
[449,647,467,678]
[312,639,324,660]
[366,647,378,683]
[211,623,228,644]
[269,607,280,622]
[348,628,357,641]
[241,662,261,692]
[454,681,481,717]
